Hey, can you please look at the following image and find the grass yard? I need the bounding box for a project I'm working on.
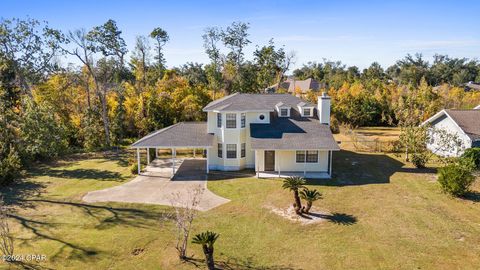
[1,148,480,269]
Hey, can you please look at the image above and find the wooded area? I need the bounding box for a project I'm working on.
[1,17,480,183]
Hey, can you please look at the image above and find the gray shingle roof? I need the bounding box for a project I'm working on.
[269,78,325,93]
[445,109,480,141]
[250,117,340,150]
[203,93,315,112]
[131,122,214,148]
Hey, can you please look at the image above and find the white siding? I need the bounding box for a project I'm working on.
[256,150,329,172]
[427,115,471,157]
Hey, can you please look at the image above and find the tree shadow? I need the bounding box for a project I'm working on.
[305,212,357,225]
[184,255,298,270]
[305,150,405,186]
[461,191,480,202]
[30,168,126,182]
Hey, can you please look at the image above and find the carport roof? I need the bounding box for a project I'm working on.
[131,122,214,148]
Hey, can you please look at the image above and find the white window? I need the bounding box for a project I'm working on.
[303,108,312,117]
[217,113,222,128]
[241,143,246,158]
[280,108,289,117]
[306,151,318,163]
[241,113,246,128]
[296,151,305,163]
[296,150,318,163]
[218,143,223,158]
[226,144,237,158]
[226,113,236,128]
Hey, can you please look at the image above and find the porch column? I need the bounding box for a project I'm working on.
[329,150,333,177]
[155,147,158,158]
[303,160,306,177]
[277,151,281,177]
[147,147,150,164]
[255,150,259,178]
[206,148,209,173]
[137,148,141,175]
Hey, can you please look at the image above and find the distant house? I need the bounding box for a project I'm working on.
[266,78,326,95]
[464,81,480,91]
[421,106,480,157]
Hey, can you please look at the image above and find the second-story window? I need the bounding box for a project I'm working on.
[280,108,289,117]
[226,113,236,128]
[217,113,222,128]
[241,113,246,128]
[303,108,311,117]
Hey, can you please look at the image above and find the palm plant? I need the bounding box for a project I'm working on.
[282,176,306,215]
[300,188,322,214]
[192,231,219,270]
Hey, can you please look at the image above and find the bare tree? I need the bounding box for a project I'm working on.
[168,186,204,260]
[0,197,14,263]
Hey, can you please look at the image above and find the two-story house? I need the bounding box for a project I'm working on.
[131,93,340,178]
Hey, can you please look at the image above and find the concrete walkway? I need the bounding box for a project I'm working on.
[82,158,230,211]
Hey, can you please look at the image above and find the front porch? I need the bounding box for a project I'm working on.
[257,171,331,179]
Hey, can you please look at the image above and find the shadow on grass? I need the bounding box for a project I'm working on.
[462,191,480,202]
[30,168,126,182]
[305,212,358,225]
[305,150,405,186]
[184,256,298,270]
[6,199,175,263]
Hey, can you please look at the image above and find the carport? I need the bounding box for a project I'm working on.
[131,122,214,176]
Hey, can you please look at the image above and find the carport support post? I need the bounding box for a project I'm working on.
[206,149,209,173]
[172,148,176,175]
[137,148,141,175]
[303,160,306,177]
[329,150,333,178]
[193,148,196,158]
[255,150,259,178]
[147,147,150,164]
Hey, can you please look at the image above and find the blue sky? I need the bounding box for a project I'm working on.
[2,0,480,71]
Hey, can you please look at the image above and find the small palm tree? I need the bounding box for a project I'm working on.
[282,176,306,215]
[300,188,322,214]
[192,231,219,270]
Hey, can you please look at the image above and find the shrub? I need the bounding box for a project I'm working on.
[130,163,140,174]
[437,161,475,197]
[461,148,480,169]
[0,148,22,186]
[411,152,428,168]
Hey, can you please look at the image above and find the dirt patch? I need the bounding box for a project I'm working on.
[267,205,329,225]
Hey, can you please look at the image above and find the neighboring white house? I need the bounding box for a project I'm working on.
[421,107,480,157]
[132,93,340,178]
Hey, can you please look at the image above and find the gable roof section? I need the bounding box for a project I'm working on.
[445,110,480,141]
[250,117,340,150]
[423,109,480,141]
[203,93,315,112]
[131,122,214,148]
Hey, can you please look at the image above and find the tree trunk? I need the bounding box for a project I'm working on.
[203,245,215,270]
[293,191,302,215]
[304,201,312,214]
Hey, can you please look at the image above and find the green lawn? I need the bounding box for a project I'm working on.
[1,150,480,269]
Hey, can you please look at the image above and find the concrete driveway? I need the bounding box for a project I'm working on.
[82,158,230,211]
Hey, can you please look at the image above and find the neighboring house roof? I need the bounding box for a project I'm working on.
[464,82,480,91]
[250,113,340,150]
[268,78,324,94]
[203,93,315,112]
[131,122,214,148]
[445,109,480,141]
[422,109,480,141]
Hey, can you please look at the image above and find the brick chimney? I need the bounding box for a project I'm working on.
[318,92,331,125]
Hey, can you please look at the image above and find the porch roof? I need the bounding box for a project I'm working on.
[250,118,340,150]
[131,122,214,148]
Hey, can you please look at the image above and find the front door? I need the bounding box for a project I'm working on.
[264,150,275,171]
